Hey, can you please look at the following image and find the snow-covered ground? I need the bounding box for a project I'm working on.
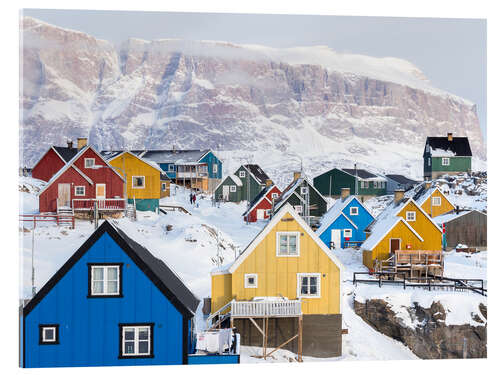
[19,178,486,362]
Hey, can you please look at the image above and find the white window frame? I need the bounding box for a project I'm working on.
[213,164,218,173]
[244,274,258,288]
[350,206,359,216]
[239,170,246,178]
[121,325,152,357]
[276,232,300,257]
[230,185,237,192]
[344,229,353,238]
[297,273,321,298]
[294,205,303,214]
[132,176,145,189]
[74,186,85,196]
[168,164,175,172]
[360,181,368,189]
[90,265,120,296]
[442,157,450,166]
[271,192,278,199]
[84,158,95,168]
[432,196,442,206]
[406,211,416,222]
[41,326,57,343]
[300,186,309,195]
[265,209,271,216]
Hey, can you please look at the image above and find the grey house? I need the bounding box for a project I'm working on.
[385,174,420,193]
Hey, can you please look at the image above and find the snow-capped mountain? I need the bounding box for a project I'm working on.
[20,16,485,182]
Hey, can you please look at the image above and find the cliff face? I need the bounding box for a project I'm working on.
[20,17,485,179]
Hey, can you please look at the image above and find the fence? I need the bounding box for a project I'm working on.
[19,214,75,229]
[231,300,302,317]
[72,198,126,211]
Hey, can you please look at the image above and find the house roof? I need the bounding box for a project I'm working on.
[105,151,164,173]
[433,209,486,225]
[140,150,210,164]
[273,175,326,212]
[425,136,472,157]
[228,174,243,186]
[385,174,419,185]
[412,184,455,209]
[362,216,423,251]
[23,221,199,318]
[316,195,374,235]
[242,184,280,217]
[53,146,80,162]
[342,168,382,180]
[243,164,270,185]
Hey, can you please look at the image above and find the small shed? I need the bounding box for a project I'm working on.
[213,175,243,202]
[434,210,487,250]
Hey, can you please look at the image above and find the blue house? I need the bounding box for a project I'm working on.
[316,189,375,249]
[20,220,200,368]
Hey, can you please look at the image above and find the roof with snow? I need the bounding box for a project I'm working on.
[244,164,270,185]
[433,210,486,225]
[411,184,454,208]
[342,168,386,181]
[317,195,373,235]
[242,184,278,217]
[23,221,200,317]
[385,174,419,185]
[141,150,210,164]
[228,174,243,186]
[53,146,79,162]
[425,136,472,157]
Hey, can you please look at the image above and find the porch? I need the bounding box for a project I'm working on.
[70,198,126,212]
[373,249,444,278]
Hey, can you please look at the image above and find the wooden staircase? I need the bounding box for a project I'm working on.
[125,203,137,221]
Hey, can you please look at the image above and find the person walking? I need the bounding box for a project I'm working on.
[189,192,193,205]
[193,193,197,206]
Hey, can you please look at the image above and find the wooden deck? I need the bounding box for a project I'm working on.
[374,250,444,279]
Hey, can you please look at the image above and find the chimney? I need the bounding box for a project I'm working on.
[425,181,432,190]
[394,189,404,204]
[265,179,273,187]
[447,132,453,141]
[77,137,88,149]
[293,171,301,181]
[340,187,350,200]
[67,140,73,149]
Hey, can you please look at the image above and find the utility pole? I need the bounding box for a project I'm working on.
[354,163,359,195]
[31,227,36,297]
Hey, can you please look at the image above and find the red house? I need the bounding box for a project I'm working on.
[243,184,282,222]
[31,139,87,182]
[38,144,125,214]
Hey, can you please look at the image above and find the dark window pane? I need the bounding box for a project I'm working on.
[124,329,134,340]
[301,285,308,294]
[124,341,135,354]
[44,329,54,340]
[138,328,149,340]
[310,285,317,295]
[138,341,149,354]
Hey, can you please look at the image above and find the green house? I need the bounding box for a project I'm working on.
[273,172,328,227]
[423,133,472,180]
[213,174,243,202]
[313,167,387,200]
[214,164,272,203]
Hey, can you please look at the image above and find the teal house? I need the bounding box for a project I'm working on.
[313,167,387,200]
[423,133,472,180]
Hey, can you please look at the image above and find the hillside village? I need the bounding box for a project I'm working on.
[18,132,487,366]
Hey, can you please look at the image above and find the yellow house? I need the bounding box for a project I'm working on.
[362,192,443,271]
[210,203,343,358]
[107,151,167,212]
[415,185,455,218]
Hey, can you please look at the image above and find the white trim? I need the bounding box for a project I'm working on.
[344,228,353,238]
[294,205,303,214]
[95,183,106,200]
[422,187,454,210]
[230,185,237,192]
[300,186,309,195]
[271,192,278,199]
[121,325,151,356]
[363,217,424,251]
[274,177,327,212]
[41,326,57,343]
[395,197,443,233]
[244,273,258,288]
[31,146,68,171]
[38,164,94,196]
[242,185,281,217]
[132,176,146,189]
[316,210,359,236]
[441,157,450,166]
[276,231,300,257]
[108,151,163,173]
[350,206,359,216]
[239,170,246,178]
[296,273,321,299]
[406,211,416,222]
[84,158,95,168]
[90,265,120,296]
[74,186,85,196]
[432,196,442,206]
[227,203,344,280]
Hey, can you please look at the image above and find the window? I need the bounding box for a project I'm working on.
[74,186,85,196]
[230,185,236,192]
[294,205,303,214]
[265,209,271,216]
[428,158,431,167]
[300,186,309,195]
[360,181,368,189]
[297,273,320,298]
[84,158,95,168]
[239,170,246,178]
[244,274,258,288]
[119,324,154,358]
[373,181,379,189]
[39,325,59,345]
[350,206,359,216]
[213,164,218,173]
[271,193,278,199]
[168,164,175,172]
[277,232,300,256]
[406,211,416,222]
[132,176,145,189]
[432,197,442,206]
[88,264,122,297]
[344,229,353,238]
[442,157,450,166]
[162,183,167,191]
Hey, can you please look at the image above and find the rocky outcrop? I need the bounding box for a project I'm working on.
[20,17,485,179]
[354,299,487,359]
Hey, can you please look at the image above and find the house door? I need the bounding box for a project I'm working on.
[330,229,342,249]
[257,209,265,220]
[390,238,401,254]
[96,184,106,200]
[57,184,71,208]
[222,185,230,200]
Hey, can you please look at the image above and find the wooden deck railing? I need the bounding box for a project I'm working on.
[72,198,126,211]
[230,299,302,317]
[19,214,75,229]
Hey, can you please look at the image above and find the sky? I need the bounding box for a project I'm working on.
[22,9,487,138]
